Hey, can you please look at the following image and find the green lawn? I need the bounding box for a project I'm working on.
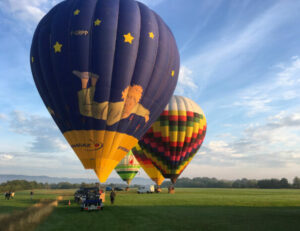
[2,188,300,231]
[0,189,73,214]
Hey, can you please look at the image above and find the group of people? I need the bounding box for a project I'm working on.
[3,191,35,200]
[4,191,15,200]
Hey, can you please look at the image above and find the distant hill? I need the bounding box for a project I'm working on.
[0,174,153,185]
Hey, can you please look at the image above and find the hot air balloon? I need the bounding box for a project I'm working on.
[132,144,165,186]
[115,151,140,186]
[30,0,179,182]
[138,95,207,184]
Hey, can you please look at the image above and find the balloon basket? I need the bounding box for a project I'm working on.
[155,186,162,193]
[168,188,175,194]
[168,185,175,194]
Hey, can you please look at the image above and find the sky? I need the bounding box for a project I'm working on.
[0,0,300,182]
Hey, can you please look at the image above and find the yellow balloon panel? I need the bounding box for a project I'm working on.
[64,130,138,182]
[132,145,165,186]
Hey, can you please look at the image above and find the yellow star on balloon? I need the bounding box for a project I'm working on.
[74,9,80,15]
[171,70,175,77]
[94,19,101,26]
[124,33,134,44]
[53,42,62,53]
[31,56,34,63]
[149,32,154,39]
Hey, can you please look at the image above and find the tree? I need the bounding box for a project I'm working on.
[279,178,290,188]
[293,177,300,189]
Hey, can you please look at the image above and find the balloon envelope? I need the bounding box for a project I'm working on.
[115,150,140,185]
[138,95,207,183]
[132,144,165,186]
[30,0,179,182]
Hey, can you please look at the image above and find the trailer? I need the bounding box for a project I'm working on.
[78,187,104,211]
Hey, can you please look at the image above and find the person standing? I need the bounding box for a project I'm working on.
[30,191,34,200]
[5,192,10,200]
[110,189,116,205]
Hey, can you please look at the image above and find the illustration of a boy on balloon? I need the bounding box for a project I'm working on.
[73,70,150,126]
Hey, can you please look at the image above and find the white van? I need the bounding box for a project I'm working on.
[137,185,155,194]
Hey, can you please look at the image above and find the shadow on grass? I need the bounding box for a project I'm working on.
[35,204,300,231]
[0,200,57,231]
[0,206,24,213]
[0,199,38,214]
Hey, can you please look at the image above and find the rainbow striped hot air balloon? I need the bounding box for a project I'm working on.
[30,0,179,182]
[115,151,140,185]
[138,95,207,184]
[132,144,164,186]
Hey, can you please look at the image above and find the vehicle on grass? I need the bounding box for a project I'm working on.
[74,189,85,203]
[137,185,155,194]
[114,187,124,191]
[106,186,112,191]
[80,187,104,211]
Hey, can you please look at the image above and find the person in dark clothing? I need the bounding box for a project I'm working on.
[110,189,116,204]
[5,192,10,200]
[30,191,34,200]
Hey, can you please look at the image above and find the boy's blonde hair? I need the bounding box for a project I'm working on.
[122,85,143,102]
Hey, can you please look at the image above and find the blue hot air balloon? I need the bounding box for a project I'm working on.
[30,0,180,182]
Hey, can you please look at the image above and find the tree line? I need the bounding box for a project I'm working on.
[1,177,300,192]
[0,180,99,192]
[0,180,138,192]
[162,177,300,189]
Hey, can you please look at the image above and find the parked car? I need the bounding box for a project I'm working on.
[74,189,85,203]
[114,187,124,191]
[105,186,112,191]
[137,185,155,194]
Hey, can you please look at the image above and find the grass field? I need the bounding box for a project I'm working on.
[1,188,300,231]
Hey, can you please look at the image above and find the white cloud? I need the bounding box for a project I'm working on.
[198,151,206,155]
[266,111,300,128]
[230,154,245,158]
[9,110,70,153]
[0,154,13,161]
[207,140,234,154]
[0,150,92,178]
[179,1,222,54]
[182,1,299,93]
[0,114,7,120]
[244,112,300,147]
[232,95,272,116]
[175,66,198,95]
[277,56,300,86]
[0,0,165,33]
[30,136,70,153]
[0,0,58,31]
[197,111,300,168]
[229,56,300,116]
[1,0,47,20]
[181,163,300,181]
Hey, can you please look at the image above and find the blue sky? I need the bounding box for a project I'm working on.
[1,0,300,181]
